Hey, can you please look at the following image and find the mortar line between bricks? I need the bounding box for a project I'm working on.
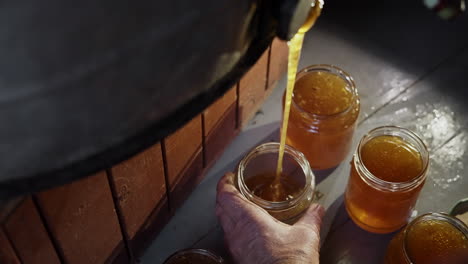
[265,44,272,91]
[32,195,67,264]
[235,82,240,129]
[201,114,207,169]
[1,225,24,264]
[106,169,135,263]
[161,140,173,211]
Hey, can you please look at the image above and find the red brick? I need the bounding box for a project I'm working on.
[4,198,60,264]
[239,49,269,126]
[204,86,237,134]
[36,172,124,264]
[163,115,203,189]
[168,149,203,210]
[110,143,166,239]
[268,38,289,89]
[204,103,237,168]
[110,143,169,257]
[129,201,170,258]
[0,228,20,264]
[0,198,22,222]
[203,85,238,168]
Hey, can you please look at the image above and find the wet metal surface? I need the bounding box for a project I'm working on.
[142,2,468,263]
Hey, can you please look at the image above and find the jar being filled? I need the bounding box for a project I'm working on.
[384,213,468,264]
[286,64,360,170]
[345,126,429,233]
[164,249,224,264]
[237,143,315,224]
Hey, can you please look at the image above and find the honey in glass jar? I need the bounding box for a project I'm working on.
[384,213,468,264]
[237,143,315,224]
[286,65,360,170]
[345,126,429,233]
[164,249,224,264]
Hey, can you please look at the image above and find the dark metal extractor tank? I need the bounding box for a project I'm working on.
[0,0,314,198]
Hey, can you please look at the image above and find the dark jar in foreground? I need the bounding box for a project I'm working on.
[164,248,224,264]
[384,213,468,264]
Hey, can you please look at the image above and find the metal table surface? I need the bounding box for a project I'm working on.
[142,2,468,263]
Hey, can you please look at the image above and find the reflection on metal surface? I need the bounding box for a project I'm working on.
[430,134,466,189]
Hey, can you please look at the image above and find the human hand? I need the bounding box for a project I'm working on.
[216,172,324,264]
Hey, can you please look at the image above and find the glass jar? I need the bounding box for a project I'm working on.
[285,64,360,170]
[164,249,224,264]
[384,213,468,264]
[345,126,429,233]
[236,143,315,224]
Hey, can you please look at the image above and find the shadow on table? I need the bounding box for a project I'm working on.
[314,166,339,185]
[320,195,396,264]
[320,0,468,111]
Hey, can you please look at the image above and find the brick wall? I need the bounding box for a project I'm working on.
[0,38,288,264]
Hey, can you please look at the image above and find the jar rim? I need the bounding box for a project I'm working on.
[164,248,225,263]
[402,212,468,263]
[237,142,315,210]
[292,64,359,120]
[354,126,429,192]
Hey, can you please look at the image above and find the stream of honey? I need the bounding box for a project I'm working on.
[245,1,323,202]
[275,1,323,182]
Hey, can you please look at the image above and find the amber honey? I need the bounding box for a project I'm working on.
[360,135,423,182]
[245,172,303,202]
[236,0,322,224]
[237,143,315,224]
[286,65,360,170]
[164,249,224,264]
[345,126,429,233]
[385,213,468,264]
[276,0,323,179]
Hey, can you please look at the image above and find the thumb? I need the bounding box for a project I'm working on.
[294,203,325,232]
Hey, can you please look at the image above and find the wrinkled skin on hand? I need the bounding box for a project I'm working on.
[216,172,324,264]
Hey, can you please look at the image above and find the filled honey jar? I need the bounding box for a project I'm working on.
[384,213,468,264]
[286,65,360,170]
[164,249,224,264]
[237,143,315,224]
[345,126,429,233]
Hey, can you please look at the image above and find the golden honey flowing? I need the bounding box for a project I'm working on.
[275,0,323,191]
